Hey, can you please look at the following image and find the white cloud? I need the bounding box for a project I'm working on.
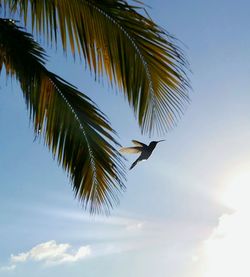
[0,265,16,271]
[200,170,250,277]
[41,208,146,229]
[126,222,144,231]
[4,237,147,271]
[201,210,250,277]
[11,252,29,263]
[10,240,91,266]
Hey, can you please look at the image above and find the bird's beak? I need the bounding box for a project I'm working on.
[157,140,165,143]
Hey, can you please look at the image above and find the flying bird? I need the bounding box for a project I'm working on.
[120,140,165,170]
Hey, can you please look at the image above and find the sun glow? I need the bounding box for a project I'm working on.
[221,170,250,210]
[202,167,250,277]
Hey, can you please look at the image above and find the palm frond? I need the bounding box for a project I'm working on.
[0,19,126,214]
[1,0,190,135]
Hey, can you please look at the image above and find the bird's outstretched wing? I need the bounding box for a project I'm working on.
[132,140,147,147]
[119,147,142,154]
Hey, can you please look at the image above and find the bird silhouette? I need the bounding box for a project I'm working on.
[120,140,165,170]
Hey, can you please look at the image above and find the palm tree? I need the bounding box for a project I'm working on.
[0,0,189,213]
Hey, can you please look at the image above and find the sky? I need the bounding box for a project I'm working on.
[1,0,250,276]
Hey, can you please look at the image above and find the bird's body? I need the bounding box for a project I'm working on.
[120,140,164,170]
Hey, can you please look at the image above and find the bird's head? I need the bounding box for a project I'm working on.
[150,140,165,147]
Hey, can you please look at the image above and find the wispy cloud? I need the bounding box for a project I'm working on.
[45,208,147,228]
[9,240,90,268]
[1,211,189,272]
[126,222,144,231]
[0,265,16,271]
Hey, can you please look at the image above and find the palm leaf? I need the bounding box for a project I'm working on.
[1,0,190,135]
[0,19,126,214]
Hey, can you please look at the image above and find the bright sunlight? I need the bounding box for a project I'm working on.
[202,167,250,277]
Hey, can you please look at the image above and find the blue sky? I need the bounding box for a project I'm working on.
[1,0,250,276]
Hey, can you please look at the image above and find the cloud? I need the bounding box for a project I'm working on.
[199,171,250,277]
[3,237,147,271]
[10,240,91,266]
[40,208,146,229]
[0,265,16,271]
[126,222,144,231]
[201,210,250,277]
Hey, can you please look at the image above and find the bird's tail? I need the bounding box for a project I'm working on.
[130,157,140,170]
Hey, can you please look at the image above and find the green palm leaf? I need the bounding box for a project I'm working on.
[0,19,125,214]
[1,0,190,135]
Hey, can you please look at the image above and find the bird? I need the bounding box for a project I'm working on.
[120,140,165,170]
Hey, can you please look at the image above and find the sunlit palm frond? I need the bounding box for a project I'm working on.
[0,19,126,214]
[1,0,190,135]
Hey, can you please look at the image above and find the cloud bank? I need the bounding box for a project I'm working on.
[202,210,250,277]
